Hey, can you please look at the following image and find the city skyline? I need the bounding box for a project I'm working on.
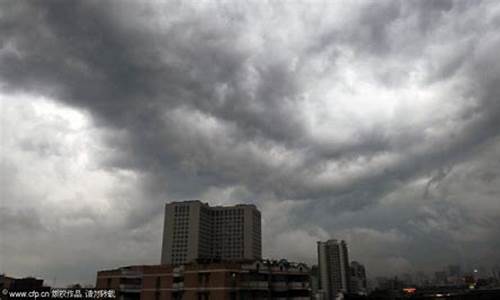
[2,0,500,287]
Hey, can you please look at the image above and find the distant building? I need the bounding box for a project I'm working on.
[96,259,310,300]
[0,274,16,290]
[0,275,47,290]
[0,274,50,299]
[317,239,350,299]
[349,261,367,295]
[493,265,500,281]
[447,265,462,285]
[375,276,405,291]
[161,200,262,265]
[309,265,320,299]
[434,271,448,285]
[414,271,430,287]
[10,277,45,290]
[399,273,413,286]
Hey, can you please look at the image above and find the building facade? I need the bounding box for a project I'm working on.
[96,260,310,300]
[317,239,350,299]
[161,201,262,265]
[96,266,143,300]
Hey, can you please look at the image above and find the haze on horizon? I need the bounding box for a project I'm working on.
[1,0,500,286]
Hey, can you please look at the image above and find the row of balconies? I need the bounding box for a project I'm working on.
[270,281,309,290]
[119,270,142,278]
[149,280,309,291]
[118,284,142,292]
[240,281,269,289]
[240,281,310,290]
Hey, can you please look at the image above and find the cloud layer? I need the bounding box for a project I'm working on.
[1,0,500,284]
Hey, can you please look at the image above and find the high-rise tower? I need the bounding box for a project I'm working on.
[161,200,262,265]
[317,239,350,298]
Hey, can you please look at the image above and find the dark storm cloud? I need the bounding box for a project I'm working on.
[2,0,498,203]
[1,0,314,205]
[2,0,500,281]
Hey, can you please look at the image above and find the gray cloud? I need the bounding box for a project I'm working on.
[1,0,500,284]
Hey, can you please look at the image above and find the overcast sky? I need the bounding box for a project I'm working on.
[1,0,500,286]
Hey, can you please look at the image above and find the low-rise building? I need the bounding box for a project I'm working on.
[0,274,16,290]
[1,274,47,291]
[96,259,310,300]
[96,265,143,300]
[0,274,51,300]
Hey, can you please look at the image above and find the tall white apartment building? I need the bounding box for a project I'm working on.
[317,239,350,299]
[161,200,262,265]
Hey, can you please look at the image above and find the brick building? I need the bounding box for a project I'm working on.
[96,259,310,300]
